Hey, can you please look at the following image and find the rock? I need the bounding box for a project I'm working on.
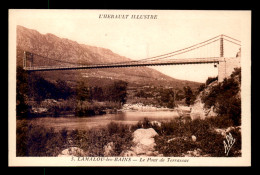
[104,142,115,157]
[191,135,197,142]
[150,121,162,127]
[167,138,175,143]
[167,136,188,143]
[120,128,163,157]
[58,147,85,157]
[184,148,202,157]
[190,99,206,120]
[132,128,158,143]
[190,81,219,120]
[215,128,227,136]
[206,106,217,117]
[130,128,159,156]
[214,126,241,137]
[120,150,137,157]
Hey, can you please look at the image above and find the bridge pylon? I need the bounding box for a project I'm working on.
[220,34,224,57]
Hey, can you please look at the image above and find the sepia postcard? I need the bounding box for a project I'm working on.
[8,9,251,167]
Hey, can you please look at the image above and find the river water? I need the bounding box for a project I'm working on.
[25,110,180,131]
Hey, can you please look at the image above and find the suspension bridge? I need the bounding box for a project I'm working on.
[22,34,241,82]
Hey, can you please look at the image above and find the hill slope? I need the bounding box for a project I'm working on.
[16,25,201,89]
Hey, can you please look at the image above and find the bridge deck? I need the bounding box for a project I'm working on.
[24,57,223,72]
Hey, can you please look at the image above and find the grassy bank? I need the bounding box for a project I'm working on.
[17,117,241,157]
[17,120,133,157]
[134,117,241,157]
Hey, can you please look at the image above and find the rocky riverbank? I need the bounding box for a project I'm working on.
[120,103,172,112]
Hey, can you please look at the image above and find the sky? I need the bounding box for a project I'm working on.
[10,10,250,83]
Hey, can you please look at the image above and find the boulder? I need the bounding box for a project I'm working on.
[132,128,158,144]
[214,126,241,137]
[130,128,159,156]
[104,142,115,157]
[150,121,162,127]
[190,99,206,120]
[191,135,197,142]
[58,147,85,157]
[184,149,202,157]
[120,150,137,157]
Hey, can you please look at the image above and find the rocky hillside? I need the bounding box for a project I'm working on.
[190,68,241,126]
[16,25,201,89]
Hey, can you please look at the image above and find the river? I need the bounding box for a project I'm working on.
[22,110,180,131]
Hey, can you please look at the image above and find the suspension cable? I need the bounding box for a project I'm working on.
[134,35,222,62]
[24,51,89,65]
[150,38,220,61]
[223,38,242,46]
[23,34,241,67]
[223,35,241,42]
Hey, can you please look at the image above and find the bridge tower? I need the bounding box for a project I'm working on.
[23,51,26,68]
[23,51,33,69]
[220,34,224,57]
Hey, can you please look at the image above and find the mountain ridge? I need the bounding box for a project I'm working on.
[16,25,201,89]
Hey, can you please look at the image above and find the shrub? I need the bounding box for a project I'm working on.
[227,128,241,157]
[16,121,67,156]
[206,76,218,86]
[152,118,240,157]
[85,123,133,156]
[183,86,195,106]
[201,68,241,126]
[155,136,197,156]
[17,121,133,157]
[205,115,234,128]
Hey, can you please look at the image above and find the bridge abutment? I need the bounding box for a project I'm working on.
[218,57,241,82]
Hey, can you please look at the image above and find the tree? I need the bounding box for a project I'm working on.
[109,80,128,104]
[201,68,241,126]
[175,89,185,101]
[55,79,72,99]
[159,89,175,108]
[206,76,218,86]
[92,86,104,101]
[76,81,92,102]
[183,86,195,106]
[16,66,30,117]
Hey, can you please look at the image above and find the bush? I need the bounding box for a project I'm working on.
[227,128,242,157]
[133,118,241,157]
[206,76,218,86]
[17,121,133,157]
[155,136,197,156]
[183,86,195,106]
[205,115,235,128]
[16,121,67,156]
[71,123,133,156]
[201,68,241,126]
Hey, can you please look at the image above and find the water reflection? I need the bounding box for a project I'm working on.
[103,111,179,122]
[27,110,180,130]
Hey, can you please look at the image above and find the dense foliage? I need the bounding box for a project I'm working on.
[183,86,195,106]
[201,68,241,126]
[134,118,241,157]
[206,76,218,86]
[17,121,133,157]
[17,118,241,157]
[16,66,128,117]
